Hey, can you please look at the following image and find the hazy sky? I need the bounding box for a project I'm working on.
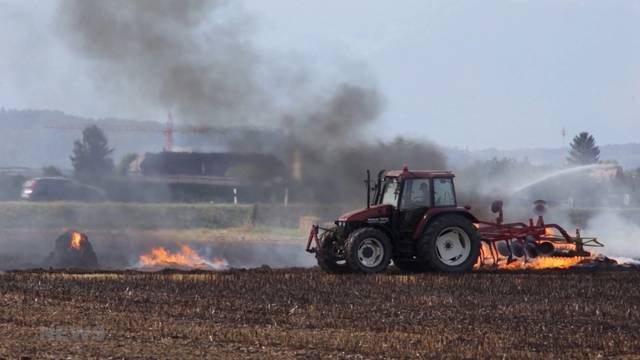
[1,0,639,149]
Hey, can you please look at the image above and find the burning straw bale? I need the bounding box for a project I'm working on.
[44,230,98,269]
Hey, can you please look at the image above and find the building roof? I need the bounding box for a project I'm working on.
[384,169,454,179]
[131,151,285,178]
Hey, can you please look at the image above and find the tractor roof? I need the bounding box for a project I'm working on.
[384,168,454,179]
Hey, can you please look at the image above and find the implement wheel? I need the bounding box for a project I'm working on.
[418,215,480,273]
[345,227,392,273]
[316,229,351,274]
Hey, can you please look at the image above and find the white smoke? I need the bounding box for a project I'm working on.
[584,212,640,260]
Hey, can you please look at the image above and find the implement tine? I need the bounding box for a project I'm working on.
[582,237,604,247]
[506,240,516,264]
[490,242,498,265]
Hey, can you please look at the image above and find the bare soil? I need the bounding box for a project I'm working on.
[1,268,639,359]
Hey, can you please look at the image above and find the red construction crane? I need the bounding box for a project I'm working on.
[163,113,174,151]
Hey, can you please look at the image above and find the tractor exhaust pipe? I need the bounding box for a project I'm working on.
[374,169,385,204]
[365,170,371,209]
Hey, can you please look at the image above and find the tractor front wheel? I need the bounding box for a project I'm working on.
[418,215,480,273]
[316,230,352,274]
[345,228,392,273]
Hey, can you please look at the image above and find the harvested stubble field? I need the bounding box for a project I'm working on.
[1,269,639,359]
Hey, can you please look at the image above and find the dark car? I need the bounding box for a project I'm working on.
[21,177,107,202]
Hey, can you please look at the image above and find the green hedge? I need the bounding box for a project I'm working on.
[0,202,351,230]
[0,202,254,230]
[0,201,640,229]
[252,204,350,228]
[1,202,639,231]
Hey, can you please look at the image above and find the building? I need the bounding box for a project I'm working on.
[126,152,287,203]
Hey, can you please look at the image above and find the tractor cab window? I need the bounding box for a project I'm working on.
[434,178,456,206]
[400,178,431,210]
[381,178,400,206]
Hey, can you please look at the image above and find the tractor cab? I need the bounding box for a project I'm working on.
[336,167,466,238]
[376,169,458,237]
[377,168,457,210]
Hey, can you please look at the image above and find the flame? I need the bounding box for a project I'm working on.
[138,244,228,270]
[544,227,554,236]
[70,231,83,250]
[494,256,585,270]
[552,243,575,251]
[526,256,584,269]
[478,243,587,270]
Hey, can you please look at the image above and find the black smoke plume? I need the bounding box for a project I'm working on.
[57,0,445,204]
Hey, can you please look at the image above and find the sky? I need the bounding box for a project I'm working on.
[0,0,639,150]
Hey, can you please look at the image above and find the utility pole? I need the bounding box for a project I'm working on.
[163,112,174,152]
[561,127,567,167]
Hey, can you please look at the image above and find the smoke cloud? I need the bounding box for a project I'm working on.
[585,212,640,260]
[57,0,264,124]
[56,0,445,204]
[56,0,384,134]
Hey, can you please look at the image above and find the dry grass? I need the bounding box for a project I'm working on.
[133,226,304,244]
[0,201,255,229]
[1,269,639,359]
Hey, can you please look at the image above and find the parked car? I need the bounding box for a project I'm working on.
[21,177,107,202]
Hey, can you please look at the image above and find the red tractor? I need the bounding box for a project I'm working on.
[306,166,602,273]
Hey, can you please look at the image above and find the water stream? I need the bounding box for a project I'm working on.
[510,163,615,195]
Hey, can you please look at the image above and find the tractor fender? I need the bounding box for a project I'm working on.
[337,204,394,222]
[412,208,480,240]
[341,222,396,250]
[349,223,396,246]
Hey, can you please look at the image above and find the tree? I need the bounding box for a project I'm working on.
[567,132,600,166]
[42,165,64,177]
[70,125,115,181]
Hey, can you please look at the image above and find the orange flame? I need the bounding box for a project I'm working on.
[70,231,83,250]
[497,256,584,270]
[138,245,228,270]
[526,256,584,269]
[478,243,587,270]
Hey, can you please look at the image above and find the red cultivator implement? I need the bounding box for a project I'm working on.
[476,200,603,266]
[305,167,603,274]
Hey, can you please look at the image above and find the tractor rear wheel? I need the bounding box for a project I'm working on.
[418,215,480,273]
[345,227,392,273]
[316,230,351,274]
